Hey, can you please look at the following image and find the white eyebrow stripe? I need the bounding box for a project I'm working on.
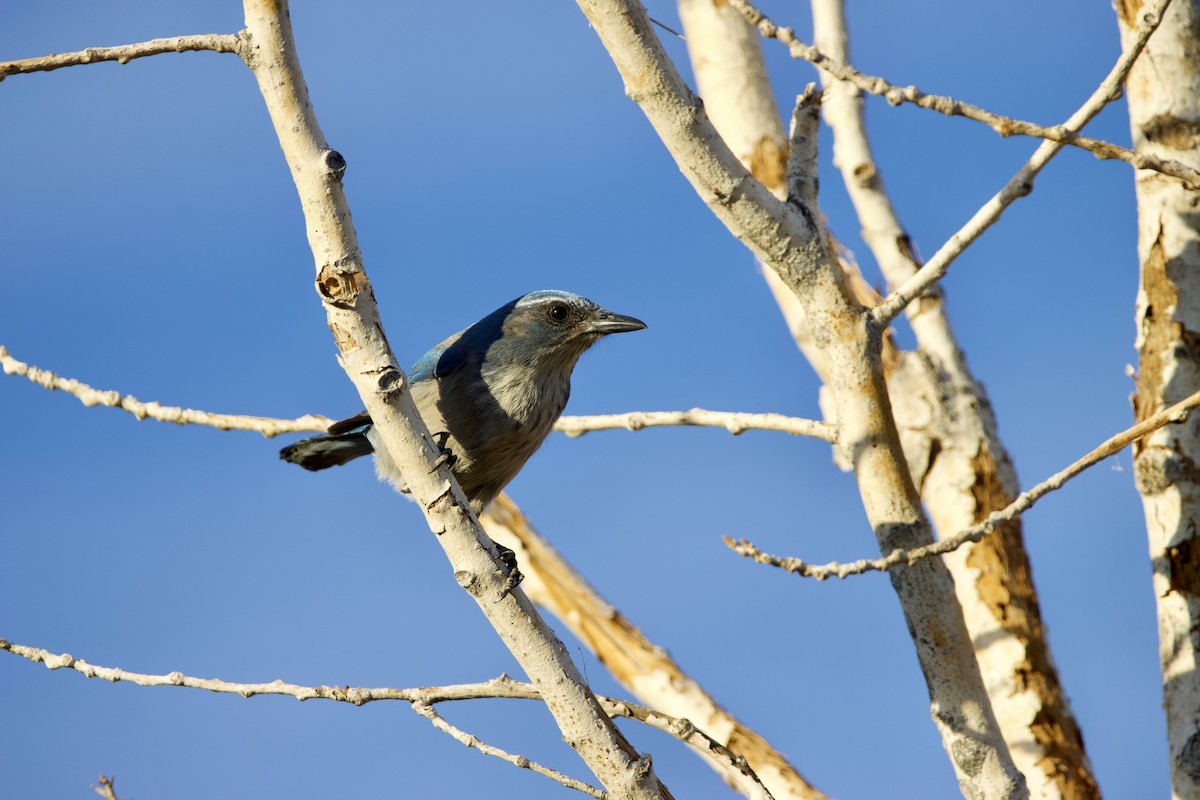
[516,292,592,311]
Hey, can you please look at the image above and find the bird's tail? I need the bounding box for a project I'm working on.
[280,431,373,471]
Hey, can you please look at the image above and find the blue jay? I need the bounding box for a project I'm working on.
[280,290,645,514]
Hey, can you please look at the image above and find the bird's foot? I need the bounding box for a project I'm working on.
[428,431,458,473]
[494,543,524,601]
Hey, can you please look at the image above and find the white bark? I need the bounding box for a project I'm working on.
[3,637,783,799]
[1121,0,1200,796]
[237,3,665,797]
[0,34,241,77]
[554,408,836,440]
[0,345,332,436]
[809,2,1097,797]
[596,0,1025,796]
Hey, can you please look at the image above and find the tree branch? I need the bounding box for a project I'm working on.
[0,638,769,799]
[728,385,1200,579]
[91,774,122,800]
[3,344,832,448]
[1120,0,1200,792]
[810,1,1099,794]
[236,2,665,797]
[786,86,823,211]
[483,494,821,800]
[0,345,332,437]
[722,0,1198,191]
[554,409,836,442]
[579,1,1025,794]
[410,702,607,799]
[0,35,242,79]
[871,0,1174,324]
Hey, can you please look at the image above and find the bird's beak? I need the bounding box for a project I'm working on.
[588,311,647,335]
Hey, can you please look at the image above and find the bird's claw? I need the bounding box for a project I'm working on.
[494,543,524,601]
[428,431,458,473]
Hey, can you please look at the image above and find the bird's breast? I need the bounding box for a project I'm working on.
[482,364,571,433]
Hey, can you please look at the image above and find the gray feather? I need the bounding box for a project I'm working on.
[280,290,644,513]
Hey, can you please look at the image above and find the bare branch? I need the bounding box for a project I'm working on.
[484,495,818,800]
[410,702,607,799]
[555,408,836,442]
[236,4,665,795]
[4,344,824,451]
[1,638,770,799]
[723,0,1197,191]
[0,345,332,437]
[599,698,773,800]
[579,1,1025,792]
[91,774,121,800]
[807,0,922,298]
[785,85,823,210]
[2,636,541,704]
[729,385,1200,579]
[811,0,1100,794]
[871,0,1173,324]
[4,636,602,797]
[0,35,242,79]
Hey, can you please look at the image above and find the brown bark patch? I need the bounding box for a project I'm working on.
[749,135,788,192]
[1168,537,1200,595]
[1142,115,1200,151]
[968,443,1100,799]
[1135,232,1175,432]
[326,321,356,353]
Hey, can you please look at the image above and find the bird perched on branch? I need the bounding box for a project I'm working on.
[280,290,646,514]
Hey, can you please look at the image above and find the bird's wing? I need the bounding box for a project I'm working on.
[327,411,374,435]
[325,333,470,435]
[409,332,470,383]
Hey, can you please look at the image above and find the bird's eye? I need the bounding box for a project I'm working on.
[547,303,569,322]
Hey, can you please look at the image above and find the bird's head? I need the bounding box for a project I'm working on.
[489,289,646,370]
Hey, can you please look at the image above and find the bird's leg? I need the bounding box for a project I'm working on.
[427,431,458,474]
[494,543,524,600]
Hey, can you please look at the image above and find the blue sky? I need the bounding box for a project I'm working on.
[1,1,1163,797]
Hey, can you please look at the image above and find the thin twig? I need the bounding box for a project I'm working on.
[0,345,332,437]
[411,702,607,799]
[648,16,685,40]
[555,408,836,442]
[91,774,121,800]
[599,698,772,800]
[871,0,1174,324]
[727,385,1200,579]
[723,0,1197,191]
[0,638,769,799]
[0,34,243,79]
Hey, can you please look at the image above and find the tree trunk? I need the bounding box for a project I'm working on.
[1121,0,1200,797]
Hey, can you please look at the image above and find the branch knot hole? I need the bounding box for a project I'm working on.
[376,366,405,400]
[322,148,347,179]
[316,263,360,308]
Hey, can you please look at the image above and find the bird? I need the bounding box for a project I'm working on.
[280,290,646,515]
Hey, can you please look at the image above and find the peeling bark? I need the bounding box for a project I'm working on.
[1121,0,1200,796]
